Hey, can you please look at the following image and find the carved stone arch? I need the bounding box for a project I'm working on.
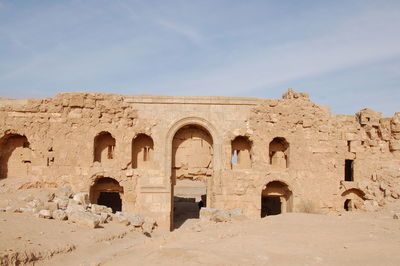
[132,133,154,169]
[93,131,116,163]
[269,137,290,169]
[231,135,252,169]
[261,179,293,217]
[89,172,126,213]
[166,117,221,230]
[341,188,365,211]
[165,117,221,178]
[0,132,32,179]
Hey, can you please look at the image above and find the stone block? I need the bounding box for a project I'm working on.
[73,193,90,205]
[68,211,100,228]
[125,213,145,227]
[66,200,86,213]
[91,204,112,215]
[389,140,400,151]
[212,209,231,222]
[38,209,52,219]
[43,201,59,211]
[200,207,217,221]
[99,213,110,224]
[69,95,85,108]
[56,184,73,198]
[142,217,157,234]
[54,197,69,210]
[53,210,68,220]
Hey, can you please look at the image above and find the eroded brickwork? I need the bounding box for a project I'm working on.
[0,89,399,229]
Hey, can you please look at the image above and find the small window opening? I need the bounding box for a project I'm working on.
[107,145,114,159]
[347,141,351,152]
[231,150,238,164]
[345,160,354,181]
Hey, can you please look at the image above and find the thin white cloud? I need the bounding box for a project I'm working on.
[156,18,204,45]
[0,2,4,9]
[162,7,400,96]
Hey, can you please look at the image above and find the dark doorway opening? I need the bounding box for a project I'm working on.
[261,196,281,217]
[344,160,354,181]
[344,199,351,211]
[98,192,122,213]
[173,194,206,229]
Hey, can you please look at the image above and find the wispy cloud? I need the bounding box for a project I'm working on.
[156,18,204,45]
[160,7,400,96]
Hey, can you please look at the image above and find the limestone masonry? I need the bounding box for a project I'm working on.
[0,88,399,230]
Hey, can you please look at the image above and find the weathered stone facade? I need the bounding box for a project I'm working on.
[0,89,399,230]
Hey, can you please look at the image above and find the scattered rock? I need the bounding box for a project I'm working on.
[99,213,110,224]
[393,213,400,220]
[212,209,231,223]
[5,206,18,213]
[56,184,73,198]
[66,200,86,213]
[124,213,145,227]
[73,193,90,205]
[43,201,59,211]
[68,211,100,228]
[142,217,156,234]
[45,192,56,202]
[200,208,218,221]
[91,204,112,215]
[54,197,69,210]
[18,194,34,202]
[53,210,68,220]
[38,210,52,219]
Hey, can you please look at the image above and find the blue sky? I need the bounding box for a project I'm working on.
[0,0,399,116]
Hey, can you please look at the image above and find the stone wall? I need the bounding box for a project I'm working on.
[0,89,399,230]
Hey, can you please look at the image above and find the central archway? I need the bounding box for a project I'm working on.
[171,124,213,229]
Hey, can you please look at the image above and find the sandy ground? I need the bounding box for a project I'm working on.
[1,187,400,265]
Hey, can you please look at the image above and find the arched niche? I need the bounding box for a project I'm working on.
[261,180,292,217]
[231,136,252,169]
[90,177,124,213]
[269,137,289,169]
[341,188,365,211]
[0,134,31,179]
[132,134,154,169]
[93,132,116,163]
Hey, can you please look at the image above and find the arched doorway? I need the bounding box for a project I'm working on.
[90,177,123,213]
[171,124,213,229]
[0,134,31,179]
[341,189,365,211]
[261,181,292,217]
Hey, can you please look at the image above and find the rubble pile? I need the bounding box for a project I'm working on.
[0,185,157,234]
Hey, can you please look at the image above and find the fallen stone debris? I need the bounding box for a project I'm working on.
[0,185,157,235]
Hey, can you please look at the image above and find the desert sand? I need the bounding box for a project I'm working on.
[1,187,399,266]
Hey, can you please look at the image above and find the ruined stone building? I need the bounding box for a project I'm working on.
[0,89,399,230]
